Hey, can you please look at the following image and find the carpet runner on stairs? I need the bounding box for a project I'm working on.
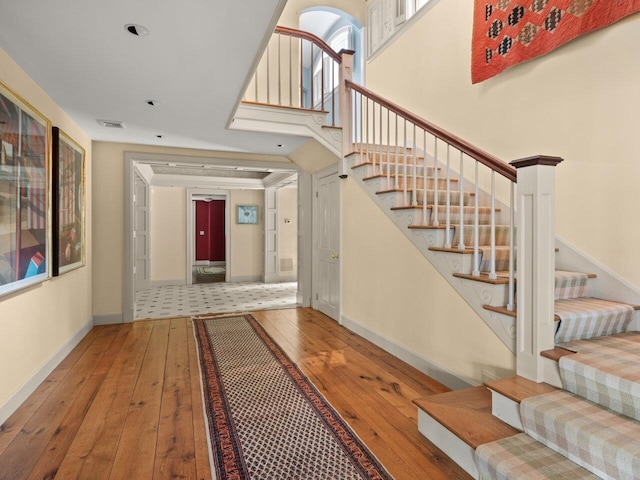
[557,332,640,422]
[475,433,600,479]
[521,390,640,479]
[554,298,634,343]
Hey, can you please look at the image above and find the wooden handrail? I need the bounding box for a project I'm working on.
[345,80,517,182]
[275,26,342,64]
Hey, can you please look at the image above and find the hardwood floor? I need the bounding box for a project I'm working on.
[0,308,471,480]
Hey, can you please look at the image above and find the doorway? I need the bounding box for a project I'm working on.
[187,189,230,285]
[193,197,226,284]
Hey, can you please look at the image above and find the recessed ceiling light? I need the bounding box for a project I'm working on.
[125,24,149,36]
[156,135,164,139]
[277,144,284,147]
[146,100,160,106]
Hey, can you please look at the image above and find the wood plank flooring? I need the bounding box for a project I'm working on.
[0,308,471,480]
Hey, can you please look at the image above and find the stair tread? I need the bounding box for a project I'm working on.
[364,173,457,181]
[476,433,601,480]
[484,297,640,321]
[541,347,577,361]
[413,386,519,449]
[486,376,558,404]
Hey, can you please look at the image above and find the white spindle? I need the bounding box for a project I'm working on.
[331,58,335,126]
[422,130,428,224]
[309,43,313,110]
[289,36,293,107]
[457,150,465,250]
[412,124,418,206]
[403,119,408,205]
[508,181,516,311]
[432,138,439,226]
[444,145,451,248]
[379,103,383,176]
[489,170,497,280]
[266,42,271,105]
[473,161,480,276]
[278,34,282,105]
[372,101,377,174]
[395,114,400,189]
[386,108,391,188]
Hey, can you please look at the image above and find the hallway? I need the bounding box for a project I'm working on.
[134,281,298,319]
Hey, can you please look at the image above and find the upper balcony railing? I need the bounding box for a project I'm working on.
[244,26,345,127]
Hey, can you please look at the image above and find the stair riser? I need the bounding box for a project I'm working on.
[374,176,456,191]
[354,163,437,178]
[417,410,479,479]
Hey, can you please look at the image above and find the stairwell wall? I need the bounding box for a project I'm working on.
[363,0,640,290]
[341,177,515,385]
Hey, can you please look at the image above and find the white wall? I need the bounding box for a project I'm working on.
[150,187,186,284]
[0,48,93,417]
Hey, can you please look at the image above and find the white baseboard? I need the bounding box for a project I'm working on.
[150,279,186,288]
[341,314,474,391]
[229,275,262,283]
[0,317,94,425]
[93,313,124,325]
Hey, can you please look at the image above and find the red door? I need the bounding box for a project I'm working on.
[195,200,226,262]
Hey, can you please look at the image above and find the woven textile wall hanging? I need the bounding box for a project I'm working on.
[471,0,640,83]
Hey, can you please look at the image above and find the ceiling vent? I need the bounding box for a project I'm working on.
[97,119,125,129]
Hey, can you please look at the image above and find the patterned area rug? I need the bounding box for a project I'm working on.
[193,314,393,480]
[472,0,640,83]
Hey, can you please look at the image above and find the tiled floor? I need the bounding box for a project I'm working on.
[135,281,298,320]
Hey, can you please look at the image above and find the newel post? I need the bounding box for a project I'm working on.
[338,50,354,177]
[510,155,563,382]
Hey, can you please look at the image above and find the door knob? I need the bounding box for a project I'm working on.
[332,253,339,259]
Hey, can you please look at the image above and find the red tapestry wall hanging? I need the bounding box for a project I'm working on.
[472,0,640,83]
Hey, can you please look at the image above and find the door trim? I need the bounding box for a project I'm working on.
[187,189,230,285]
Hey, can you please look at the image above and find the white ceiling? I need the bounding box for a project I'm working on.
[0,0,310,156]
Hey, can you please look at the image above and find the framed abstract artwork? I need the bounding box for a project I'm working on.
[0,81,51,296]
[237,205,258,224]
[52,127,85,276]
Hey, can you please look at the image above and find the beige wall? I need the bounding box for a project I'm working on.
[277,187,298,278]
[229,190,264,280]
[342,178,515,383]
[0,49,93,409]
[92,141,292,317]
[365,0,640,289]
[150,187,186,283]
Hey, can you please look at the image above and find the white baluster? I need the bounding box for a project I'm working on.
[289,36,293,107]
[489,170,497,280]
[395,114,400,189]
[432,138,439,226]
[422,130,428,224]
[444,145,451,248]
[412,124,418,206]
[386,108,391,189]
[266,41,271,105]
[473,161,480,276]
[458,150,465,250]
[403,119,408,205]
[278,34,282,106]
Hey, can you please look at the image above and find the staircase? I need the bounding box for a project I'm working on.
[347,146,639,478]
[236,25,640,480]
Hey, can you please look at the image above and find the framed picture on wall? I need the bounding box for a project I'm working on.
[52,127,85,276]
[0,80,51,296]
[237,205,258,224]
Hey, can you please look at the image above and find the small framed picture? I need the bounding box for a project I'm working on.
[237,205,258,224]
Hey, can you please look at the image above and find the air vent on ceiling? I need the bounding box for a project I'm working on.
[97,119,125,129]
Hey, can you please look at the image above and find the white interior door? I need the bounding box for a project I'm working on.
[315,171,340,320]
[133,171,150,292]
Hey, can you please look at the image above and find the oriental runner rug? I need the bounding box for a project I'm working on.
[192,313,393,480]
[472,0,640,83]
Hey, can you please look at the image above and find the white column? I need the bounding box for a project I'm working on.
[338,50,354,177]
[511,155,563,382]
